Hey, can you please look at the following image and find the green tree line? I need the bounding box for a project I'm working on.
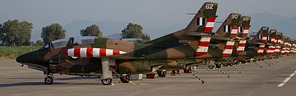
[0,19,150,46]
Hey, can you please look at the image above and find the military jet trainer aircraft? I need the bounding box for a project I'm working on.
[16,2,218,85]
[179,13,245,70]
[156,13,242,75]
[217,16,251,66]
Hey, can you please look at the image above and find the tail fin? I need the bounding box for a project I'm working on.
[252,26,269,44]
[222,41,235,57]
[268,29,277,45]
[193,2,218,55]
[265,29,277,54]
[213,13,241,40]
[144,2,218,58]
[257,45,265,55]
[236,16,251,54]
[275,32,283,53]
[252,26,269,55]
[147,2,218,44]
[238,16,251,38]
[186,2,218,36]
[213,13,241,57]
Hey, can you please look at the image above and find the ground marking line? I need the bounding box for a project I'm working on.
[277,70,296,87]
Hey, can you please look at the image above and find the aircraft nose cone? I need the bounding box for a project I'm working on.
[16,53,32,63]
[16,54,25,63]
[16,51,47,65]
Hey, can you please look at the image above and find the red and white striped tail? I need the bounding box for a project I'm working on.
[266,46,275,54]
[236,40,246,54]
[61,48,127,58]
[291,48,296,53]
[281,47,290,54]
[271,36,276,45]
[242,27,249,37]
[261,34,268,43]
[274,46,281,53]
[257,44,265,55]
[195,36,211,55]
[277,39,283,45]
[230,25,239,38]
[203,17,216,33]
[222,41,235,57]
[281,48,286,54]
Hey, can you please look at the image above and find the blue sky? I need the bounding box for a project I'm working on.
[1,0,296,40]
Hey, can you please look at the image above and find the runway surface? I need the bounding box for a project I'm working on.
[1,56,296,96]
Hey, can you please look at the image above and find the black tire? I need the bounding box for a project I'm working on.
[183,67,192,73]
[44,76,53,85]
[222,63,228,67]
[157,71,166,77]
[208,65,215,69]
[101,79,112,85]
[215,63,221,68]
[120,75,130,83]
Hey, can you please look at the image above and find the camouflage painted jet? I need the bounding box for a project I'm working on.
[236,26,287,63]
[16,2,218,85]
[156,13,243,75]
[195,13,243,69]
[236,26,268,60]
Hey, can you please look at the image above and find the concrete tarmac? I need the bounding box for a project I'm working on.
[1,56,296,96]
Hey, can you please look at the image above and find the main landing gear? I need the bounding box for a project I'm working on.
[44,64,55,85]
[101,78,112,85]
[44,75,53,85]
[157,70,166,77]
[119,74,130,83]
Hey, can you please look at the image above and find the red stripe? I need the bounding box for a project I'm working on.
[238,43,246,46]
[195,52,207,55]
[113,50,120,55]
[199,42,210,46]
[236,50,244,53]
[230,34,237,38]
[100,48,106,56]
[257,53,263,55]
[61,50,68,56]
[222,54,231,57]
[86,48,93,57]
[224,46,234,49]
[204,27,213,33]
[207,17,216,22]
[244,27,249,30]
[74,48,80,57]
[232,25,238,29]
[262,40,267,43]
[242,33,248,37]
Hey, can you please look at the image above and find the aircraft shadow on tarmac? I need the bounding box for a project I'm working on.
[0,82,64,87]
[0,77,105,87]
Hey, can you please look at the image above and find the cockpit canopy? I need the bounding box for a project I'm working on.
[41,36,98,49]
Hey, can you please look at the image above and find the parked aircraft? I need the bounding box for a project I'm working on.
[16,2,218,85]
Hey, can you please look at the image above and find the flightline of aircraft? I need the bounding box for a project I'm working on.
[16,2,296,85]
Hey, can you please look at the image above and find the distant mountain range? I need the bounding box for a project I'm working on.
[30,12,296,41]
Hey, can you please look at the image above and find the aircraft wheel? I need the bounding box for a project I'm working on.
[157,71,166,77]
[171,70,176,76]
[208,65,215,69]
[120,75,130,83]
[101,79,112,85]
[215,63,221,68]
[183,67,192,73]
[222,63,228,67]
[44,76,53,85]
